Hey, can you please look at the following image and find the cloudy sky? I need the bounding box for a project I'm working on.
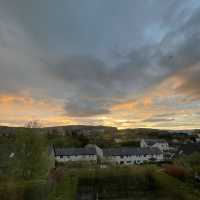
[0,0,200,129]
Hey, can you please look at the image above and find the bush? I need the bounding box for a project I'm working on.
[0,180,48,200]
[163,164,188,180]
[49,167,65,184]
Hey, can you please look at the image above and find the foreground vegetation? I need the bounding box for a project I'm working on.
[0,127,200,199]
[1,165,199,200]
[49,165,200,200]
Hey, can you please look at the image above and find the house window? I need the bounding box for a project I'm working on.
[60,155,63,158]
[120,161,124,165]
[120,155,124,158]
[136,160,141,164]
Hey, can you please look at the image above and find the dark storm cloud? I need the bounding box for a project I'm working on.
[0,0,200,118]
[0,1,48,95]
[65,97,110,117]
[158,7,200,100]
[47,1,200,117]
[47,55,118,116]
[160,5,200,68]
[48,48,163,116]
[0,0,48,47]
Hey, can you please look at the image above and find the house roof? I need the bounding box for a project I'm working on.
[54,147,96,156]
[103,147,162,157]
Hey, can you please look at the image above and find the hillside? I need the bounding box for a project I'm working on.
[0,125,117,137]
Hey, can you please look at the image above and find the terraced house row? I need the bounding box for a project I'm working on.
[51,144,164,165]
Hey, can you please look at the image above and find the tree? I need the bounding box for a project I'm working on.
[13,128,50,180]
[176,153,200,177]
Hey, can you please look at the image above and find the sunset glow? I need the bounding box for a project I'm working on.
[0,0,200,130]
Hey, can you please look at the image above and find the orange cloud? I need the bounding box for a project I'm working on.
[143,96,152,107]
[112,100,138,111]
[108,73,200,129]
[0,94,73,127]
[1,69,200,131]
[111,96,153,112]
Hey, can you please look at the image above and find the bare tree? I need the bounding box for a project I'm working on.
[25,120,42,128]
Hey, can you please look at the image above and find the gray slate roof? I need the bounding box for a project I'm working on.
[54,147,96,156]
[103,147,162,157]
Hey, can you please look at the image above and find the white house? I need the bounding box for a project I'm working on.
[85,144,103,159]
[52,145,164,165]
[103,147,163,165]
[54,147,97,163]
[196,134,200,143]
[140,139,169,151]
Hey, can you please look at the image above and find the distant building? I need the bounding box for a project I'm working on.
[195,134,200,143]
[53,147,97,163]
[103,147,163,165]
[140,139,169,151]
[114,138,123,143]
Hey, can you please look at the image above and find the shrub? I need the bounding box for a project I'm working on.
[163,164,188,179]
[49,167,65,184]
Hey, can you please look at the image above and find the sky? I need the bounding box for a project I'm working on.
[0,0,200,129]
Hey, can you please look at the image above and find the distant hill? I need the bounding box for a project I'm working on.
[0,125,199,138]
[43,125,117,137]
[0,125,117,137]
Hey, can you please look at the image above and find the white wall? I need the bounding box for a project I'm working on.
[55,155,97,163]
[105,154,163,165]
[152,143,169,151]
[140,140,147,148]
